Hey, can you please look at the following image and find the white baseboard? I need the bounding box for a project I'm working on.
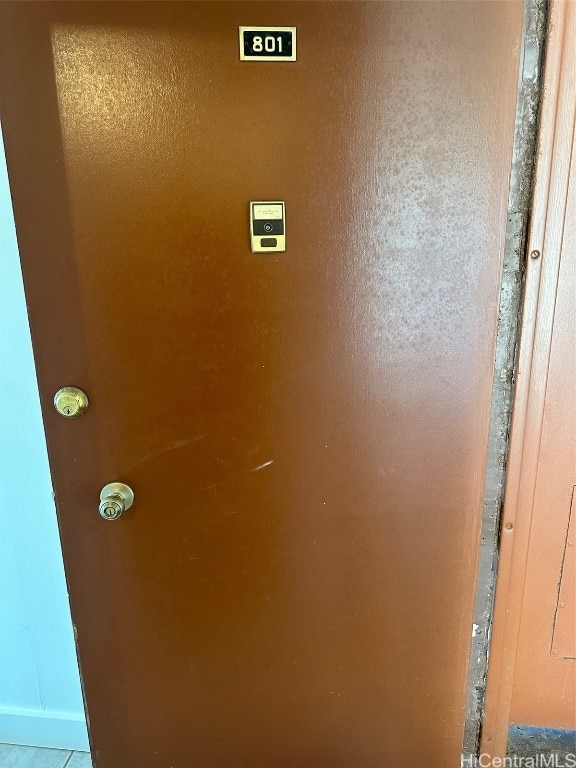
[0,706,89,752]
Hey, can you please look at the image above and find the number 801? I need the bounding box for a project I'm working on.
[252,35,284,54]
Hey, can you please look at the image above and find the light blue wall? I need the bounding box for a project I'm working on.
[0,128,89,751]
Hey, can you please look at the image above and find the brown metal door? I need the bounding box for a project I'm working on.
[0,3,522,766]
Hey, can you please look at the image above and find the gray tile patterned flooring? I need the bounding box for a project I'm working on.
[0,744,92,768]
[65,753,92,768]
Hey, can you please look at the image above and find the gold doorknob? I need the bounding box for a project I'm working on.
[99,482,134,521]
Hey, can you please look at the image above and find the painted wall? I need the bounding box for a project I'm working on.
[0,128,89,751]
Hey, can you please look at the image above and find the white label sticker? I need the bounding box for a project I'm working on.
[253,204,283,220]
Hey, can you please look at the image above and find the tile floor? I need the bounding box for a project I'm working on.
[0,743,92,768]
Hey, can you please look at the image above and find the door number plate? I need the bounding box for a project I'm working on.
[239,27,296,61]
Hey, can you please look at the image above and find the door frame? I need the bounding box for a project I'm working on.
[481,0,576,758]
[463,0,549,757]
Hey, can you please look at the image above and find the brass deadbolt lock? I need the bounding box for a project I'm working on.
[54,387,89,418]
